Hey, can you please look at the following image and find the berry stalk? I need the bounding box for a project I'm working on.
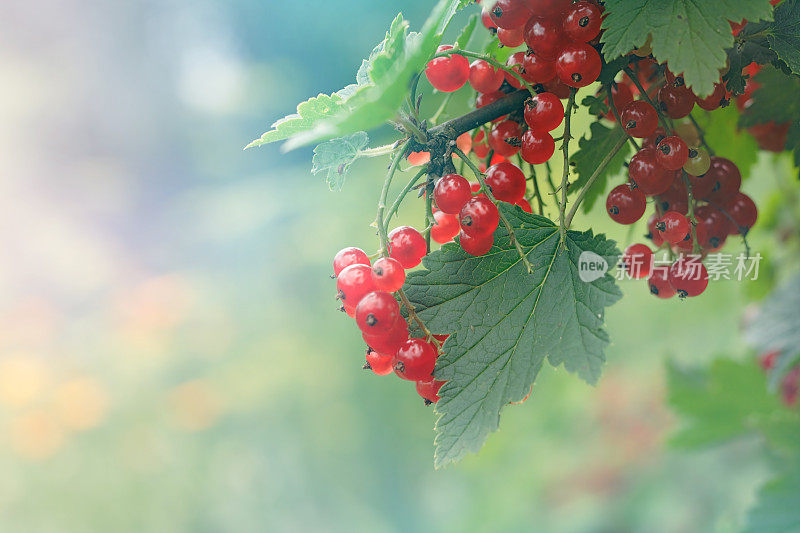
[558,88,578,241]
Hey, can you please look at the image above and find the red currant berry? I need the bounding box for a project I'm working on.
[523,0,572,16]
[490,0,533,29]
[750,121,789,152]
[656,136,689,171]
[371,257,405,293]
[524,93,564,132]
[476,91,505,110]
[668,257,709,298]
[485,161,526,203]
[459,230,494,256]
[563,1,603,42]
[434,173,472,214]
[393,338,437,381]
[416,379,445,404]
[621,101,659,138]
[431,210,460,244]
[760,350,780,371]
[468,59,504,94]
[604,83,634,121]
[607,184,646,224]
[524,16,567,61]
[333,247,370,277]
[504,52,526,89]
[695,205,729,250]
[516,197,533,213]
[407,151,430,166]
[364,319,408,357]
[498,26,526,47]
[556,42,601,88]
[674,222,708,253]
[648,266,677,299]
[356,291,400,335]
[622,243,654,279]
[489,120,523,157]
[459,196,500,237]
[703,157,742,205]
[628,148,671,196]
[656,173,689,213]
[520,130,556,165]
[337,264,377,308]
[647,214,665,247]
[481,8,498,31]
[425,45,470,92]
[522,51,556,83]
[388,226,427,269]
[658,85,695,119]
[696,82,729,111]
[642,127,667,150]
[727,192,757,234]
[781,367,800,407]
[473,130,490,159]
[655,211,691,244]
[365,348,394,376]
[542,77,572,99]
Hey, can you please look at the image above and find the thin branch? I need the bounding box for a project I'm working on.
[681,171,701,255]
[559,88,578,241]
[529,165,545,216]
[624,66,673,135]
[428,89,530,141]
[607,84,641,151]
[688,113,716,156]
[385,167,428,225]
[707,199,752,258]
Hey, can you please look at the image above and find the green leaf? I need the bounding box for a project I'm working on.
[363,14,410,85]
[455,13,478,50]
[743,466,800,533]
[570,122,632,214]
[402,206,622,467]
[581,95,609,117]
[310,132,370,191]
[693,105,759,178]
[740,66,800,126]
[766,0,800,76]
[601,0,774,96]
[723,22,776,95]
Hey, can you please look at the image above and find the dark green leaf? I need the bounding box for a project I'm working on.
[570,122,632,214]
[581,95,610,117]
[311,132,370,191]
[767,0,800,76]
[403,206,622,467]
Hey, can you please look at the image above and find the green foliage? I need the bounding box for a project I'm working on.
[743,466,800,533]
[570,122,632,213]
[601,0,774,96]
[581,95,609,117]
[455,13,478,50]
[693,105,759,178]
[765,0,800,76]
[311,132,370,191]
[403,206,622,467]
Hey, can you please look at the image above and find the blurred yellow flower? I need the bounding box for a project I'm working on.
[0,355,51,409]
[9,408,65,460]
[52,377,110,431]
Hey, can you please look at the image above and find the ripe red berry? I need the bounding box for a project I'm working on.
[489,120,523,157]
[656,136,689,170]
[696,82,729,111]
[364,319,408,357]
[520,130,556,165]
[622,243,654,279]
[556,42,602,88]
[388,226,427,269]
[356,291,400,335]
[497,26,526,47]
[468,59,505,94]
[668,257,709,298]
[473,130,490,159]
[604,83,634,121]
[543,77,572,99]
[642,127,667,150]
[425,45,470,92]
[524,92,564,132]
[628,148,671,195]
[658,85,695,118]
[333,247,370,277]
[516,197,533,213]
[621,101,659,138]
[695,205,729,250]
[489,0,533,29]
[459,230,494,256]
[648,266,677,299]
[481,7,498,31]
[656,174,689,214]
[703,157,742,204]
[460,196,500,237]
[393,338,437,381]
[607,184,646,224]
[416,379,445,404]
[431,210,460,244]
[647,214,665,247]
[727,192,757,234]
[371,257,405,293]
[563,1,603,42]
[337,264,377,308]
[655,211,691,244]
[434,173,472,214]
[524,16,567,61]
[523,0,572,17]
[522,51,556,83]
[485,161,526,203]
[365,349,394,376]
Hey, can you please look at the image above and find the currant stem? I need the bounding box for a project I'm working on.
[429,89,530,141]
[623,66,673,135]
[681,170,701,255]
[706,199,752,258]
[453,146,534,274]
[385,167,429,226]
[430,93,454,125]
[606,84,641,151]
[359,144,399,158]
[558,88,577,241]
[688,113,716,156]
[397,288,440,347]
[528,164,545,216]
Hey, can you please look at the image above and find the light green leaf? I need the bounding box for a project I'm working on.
[311,132,370,191]
[601,0,774,96]
[570,122,632,214]
[743,466,800,533]
[402,205,622,468]
[455,13,478,50]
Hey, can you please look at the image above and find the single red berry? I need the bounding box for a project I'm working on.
[622,243,654,279]
[656,136,689,171]
[604,83,634,121]
[522,51,556,83]
[696,82,729,111]
[490,0,533,29]
[555,42,601,88]
[364,319,408,357]
[489,120,523,157]
[520,130,556,165]
[607,184,646,224]
[406,151,430,166]
[695,205,729,251]
[656,173,689,214]
[393,338,437,381]
[460,196,500,237]
[674,222,708,253]
[416,379,445,404]
[468,59,505,94]
[759,350,780,371]
[647,214,665,247]
[355,291,400,335]
[365,348,394,376]
[703,157,742,205]
[485,161,526,203]
[425,45,470,92]
[621,101,659,138]
[781,367,800,407]
[371,257,405,293]
[504,52,526,89]
[388,226,427,269]
[727,192,757,234]
[668,257,709,298]
[333,247,370,277]
[516,197,533,213]
[434,173,472,214]
[523,0,572,17]
[473,130,490,159]
[648,266,677,299]
[497,26,526,47]
[655,211,691,244]
[542,77,572,99]
[481,8,498,31]
[336,264,377,307]
[459,230,494,256]
[476,90,505,110]
[642,127,667,150]
[431,210,460,244]
[628,147,671,196]
[524,93,564,132]
[658,85,695,119]
[524,16,567,61]
[563,1,603,42]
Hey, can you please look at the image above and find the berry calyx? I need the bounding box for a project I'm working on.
[388,226,427,269]
[434,173,472,214]
[371,257,406,293]
[622,243,654,279]
[607,184,647,224]
[459,196,500,237]
[621,101,659,138]
[393,338,437,381]
[485,161,526,203]
[333,247,370,277]
[425,46,469,92]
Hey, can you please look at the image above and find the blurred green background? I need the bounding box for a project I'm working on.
[0,1,793,531]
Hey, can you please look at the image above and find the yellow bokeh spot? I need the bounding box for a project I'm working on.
[168,380,222,432]
[9,408,65,460]
[0,356,51,408]
[52,377,110,431]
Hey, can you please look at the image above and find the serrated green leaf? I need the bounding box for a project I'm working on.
[724,22,776,95]
[402,206,622,468]
[601,0,774,96]
[310,132,369,191]
[743,466,800,533]
[740,67,800,126]
[767,0,800,76]
[581,95,610,117]
[366,14,410,85]
[570,122,632,214]
[693,105,759,178]
[455,13,478,50]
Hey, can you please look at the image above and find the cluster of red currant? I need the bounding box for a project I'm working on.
[737,63,790,152]
[333,244,446,404]
[759,350,799,408]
